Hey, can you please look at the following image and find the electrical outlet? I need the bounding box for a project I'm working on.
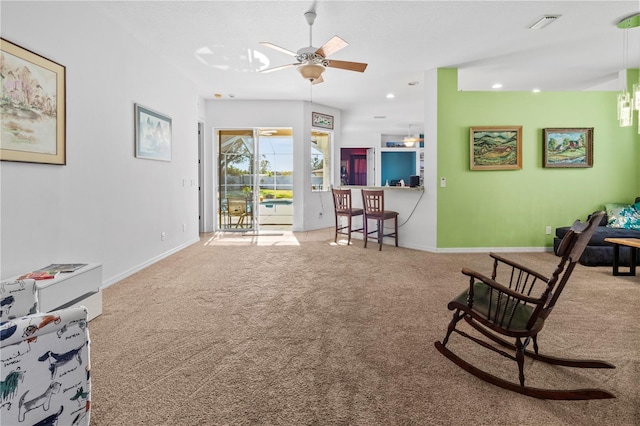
[440,177,446,188]
[319,212,323,218]
[545,226,552,235]
[161,232,166,241]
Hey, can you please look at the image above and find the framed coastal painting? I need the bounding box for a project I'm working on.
[0,38,66,165]
[543,127,593,168]
[470,126,522,170]
[134,103,172,161]
[312,112,333,130]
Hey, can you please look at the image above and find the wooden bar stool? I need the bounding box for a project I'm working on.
[331,188,363,244]
[361,189,398,250]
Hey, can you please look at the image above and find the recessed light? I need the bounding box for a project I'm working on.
[492,83,503,89]
[532,88,541,93]
[386,93,395,99]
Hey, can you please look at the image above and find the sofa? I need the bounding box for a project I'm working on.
[554,197,640,266]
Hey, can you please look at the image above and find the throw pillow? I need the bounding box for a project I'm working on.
[605,202,640,230]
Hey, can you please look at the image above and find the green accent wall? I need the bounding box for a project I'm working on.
[437,68,640,248]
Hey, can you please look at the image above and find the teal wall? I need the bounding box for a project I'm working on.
[437,68,640,248]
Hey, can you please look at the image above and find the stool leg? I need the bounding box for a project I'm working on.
[347,215,352,245]
[363,216,368,248]
[378,218,383,251]
[394,216,398,247]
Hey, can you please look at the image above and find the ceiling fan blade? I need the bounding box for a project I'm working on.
[260,42,297,57]
[260,63,296,73]
[312,74,324,85]
[326,60,368,73]
[315,36,348,58]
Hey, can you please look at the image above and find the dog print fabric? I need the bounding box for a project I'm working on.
[0,306,90,425]
[0,280,38,321]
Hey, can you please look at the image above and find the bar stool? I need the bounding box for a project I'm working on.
[361,189,398,250]
[331,188,363,245]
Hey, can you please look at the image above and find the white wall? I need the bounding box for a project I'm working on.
[204,100,341,232]
[1,2,200,285]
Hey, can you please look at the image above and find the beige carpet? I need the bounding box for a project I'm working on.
[88,230,639,425]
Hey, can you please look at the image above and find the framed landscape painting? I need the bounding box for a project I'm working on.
[134,103,172,161]
[0,38,66,165]
[470,126,522,170]
[543,128,593,168]
[312,112,333,130]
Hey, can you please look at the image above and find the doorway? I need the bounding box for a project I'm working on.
[340,147,374,186]
[217,128,293,231]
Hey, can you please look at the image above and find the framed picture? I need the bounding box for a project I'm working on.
[470,126,522,170]
[543,128,593,168]
[312,112,333,130]
[134,103,172,161]
[0,38,66,165]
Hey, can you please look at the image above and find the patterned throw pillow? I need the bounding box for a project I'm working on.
[605,202,640,230]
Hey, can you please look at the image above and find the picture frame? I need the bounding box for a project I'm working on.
[312,112,333,130]
[0,38,66,165]
[134,103,172,161]
[543,127,593,168]
[470,126,522,170]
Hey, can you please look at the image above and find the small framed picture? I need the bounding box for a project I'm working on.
[134,104,172,161]
[470,126,522,170]
[312,112,333,130]
[543,128,593,168]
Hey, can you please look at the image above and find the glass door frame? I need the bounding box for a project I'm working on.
[217,128,259,232]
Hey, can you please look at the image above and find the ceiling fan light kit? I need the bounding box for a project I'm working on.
[298,63,325,82]
[259,8,368,84]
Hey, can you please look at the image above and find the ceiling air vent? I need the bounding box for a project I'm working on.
[529,15,561,30]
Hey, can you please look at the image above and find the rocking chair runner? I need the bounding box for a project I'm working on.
[435,212,616,400]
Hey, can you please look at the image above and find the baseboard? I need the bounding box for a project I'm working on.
[100,237,200,289]
[435,246,553,253]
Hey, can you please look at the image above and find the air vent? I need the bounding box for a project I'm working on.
[529,15,561,30]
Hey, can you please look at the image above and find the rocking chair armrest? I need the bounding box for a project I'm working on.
[461,268,544,306]
[489,253,549,283]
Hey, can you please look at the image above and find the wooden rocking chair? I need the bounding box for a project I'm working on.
[435,212,616,400]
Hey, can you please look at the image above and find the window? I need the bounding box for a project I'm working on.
[311,131,331,191]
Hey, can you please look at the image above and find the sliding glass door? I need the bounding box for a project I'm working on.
[218,129,256,230]
[217,128,294,231]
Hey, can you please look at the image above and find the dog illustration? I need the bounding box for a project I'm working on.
[1,368,25,401]
[56,319,86,338]
[18,382,61,422]
[38,344,85,379]
[32,406,64,426]
[21,315,62,339]
[0,295,15,318]
[1,321,17,341]
[69,386,89,406]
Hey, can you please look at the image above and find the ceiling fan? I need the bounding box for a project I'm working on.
[259,10,368,84]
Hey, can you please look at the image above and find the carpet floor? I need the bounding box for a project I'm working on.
[87,230,639,425]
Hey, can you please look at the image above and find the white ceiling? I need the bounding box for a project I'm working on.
[91,1,640,135]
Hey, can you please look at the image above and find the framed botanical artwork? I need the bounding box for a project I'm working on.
[134,103,172,161]
[0,38,66,165]
[312,112,333,130]
[543,127,593,168]
[470,126,522,170]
